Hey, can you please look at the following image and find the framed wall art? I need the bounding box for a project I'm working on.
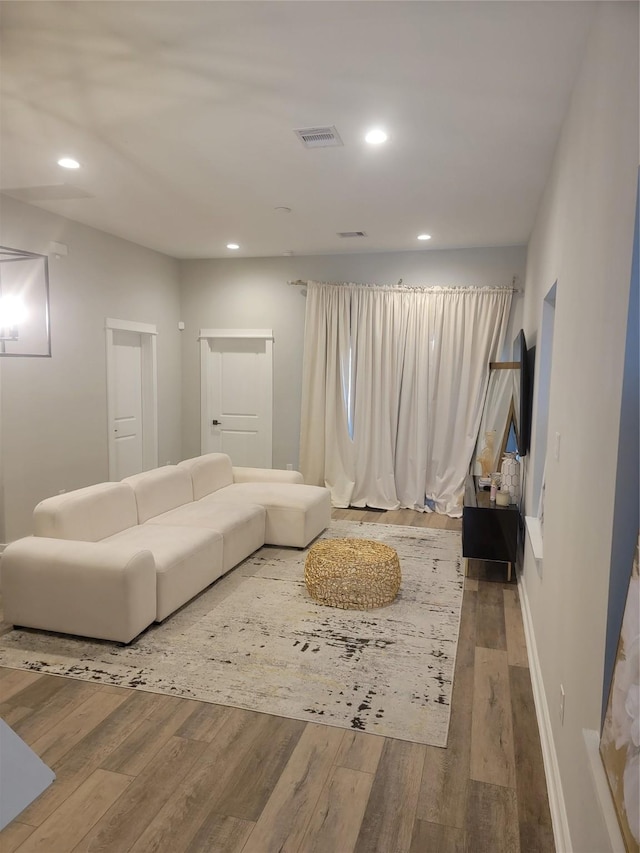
[0,246,51,358]
[600,535,640,852]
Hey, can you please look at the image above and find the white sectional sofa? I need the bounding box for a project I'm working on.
[1,454,331,643]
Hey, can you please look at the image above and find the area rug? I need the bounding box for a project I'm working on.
[0,521,463,746]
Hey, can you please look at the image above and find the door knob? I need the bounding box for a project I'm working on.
[212,419,221,425]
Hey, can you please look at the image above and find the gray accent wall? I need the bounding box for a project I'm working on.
[179,246,527,469]
[0,195,182,541]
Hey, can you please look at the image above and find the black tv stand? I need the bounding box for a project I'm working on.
[462,475,519,581]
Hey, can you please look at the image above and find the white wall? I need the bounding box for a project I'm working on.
[179,245,527,468]
[519,3,638,851]
[0,370,4,545]
[0,196,182,541]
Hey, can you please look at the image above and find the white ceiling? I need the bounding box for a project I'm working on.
[0,1,596,259]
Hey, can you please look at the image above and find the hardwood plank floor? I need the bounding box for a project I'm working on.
[72,735,204,852]
[470,647,516,789]
[353,739,426,853]
[17,768,134,853]
[466,779,521,853]
[297,766,374,853]
[416,591,476,830]
[504,588,529,668]
[242,723,344,853]
[0,821,35,853]
[0,508,555,852]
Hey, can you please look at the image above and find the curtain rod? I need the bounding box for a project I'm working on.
[288,276,522,292]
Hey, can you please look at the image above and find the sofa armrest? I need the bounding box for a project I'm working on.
[232,466,304,485]
[1,537,157,643]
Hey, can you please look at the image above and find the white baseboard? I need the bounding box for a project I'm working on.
[518,573,573,853]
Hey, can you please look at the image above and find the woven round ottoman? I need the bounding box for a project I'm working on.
[304,538,401,610]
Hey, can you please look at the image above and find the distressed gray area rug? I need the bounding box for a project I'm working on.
[0,521,463,746]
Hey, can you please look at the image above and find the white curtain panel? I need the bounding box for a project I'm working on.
[299,283,355,506]
[300,282,512,516]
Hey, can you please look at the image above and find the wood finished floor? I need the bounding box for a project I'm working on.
[0,508,555,853]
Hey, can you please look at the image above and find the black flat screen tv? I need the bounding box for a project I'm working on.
[513,329,535,457]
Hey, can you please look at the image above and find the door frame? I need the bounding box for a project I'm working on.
[106,318,158,481]
[199,328,274,464]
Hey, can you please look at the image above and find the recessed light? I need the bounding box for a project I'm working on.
[417,234,432,241]
[57,157,80,169]
[365,128,388,145]
[226,243,240,250]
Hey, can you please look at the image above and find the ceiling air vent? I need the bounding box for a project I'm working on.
[337,231,367,238]
[294,126,343,148]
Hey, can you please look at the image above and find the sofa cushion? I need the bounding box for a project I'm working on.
[148,501,266,573]
[232,467,304,485]
[178,453,234,500]
[33,482,138,542]
[103,523,223,621]
[123,466,194,523]
[202,483,331,548]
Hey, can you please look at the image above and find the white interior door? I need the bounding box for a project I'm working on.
[106,319,158,481]
[201,330,273,468]
[112,330,143,479]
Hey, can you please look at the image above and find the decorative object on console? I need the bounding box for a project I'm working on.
[501,452,521,504]
[0,521,464,748]
[496,490,511,507]
[478,430,496,478]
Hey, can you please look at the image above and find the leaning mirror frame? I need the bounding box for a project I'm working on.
[473,361,520,480]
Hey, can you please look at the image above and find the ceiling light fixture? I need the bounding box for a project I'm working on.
[226,243,240,250]
[417,234,432,241]
[365,128,388,145]
[57,157,80,169]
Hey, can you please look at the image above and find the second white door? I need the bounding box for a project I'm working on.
[111,330,144,479]
[201,332,273,468]
[106,319,158,482]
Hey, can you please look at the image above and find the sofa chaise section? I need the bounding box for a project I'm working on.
[178,453,331,548]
